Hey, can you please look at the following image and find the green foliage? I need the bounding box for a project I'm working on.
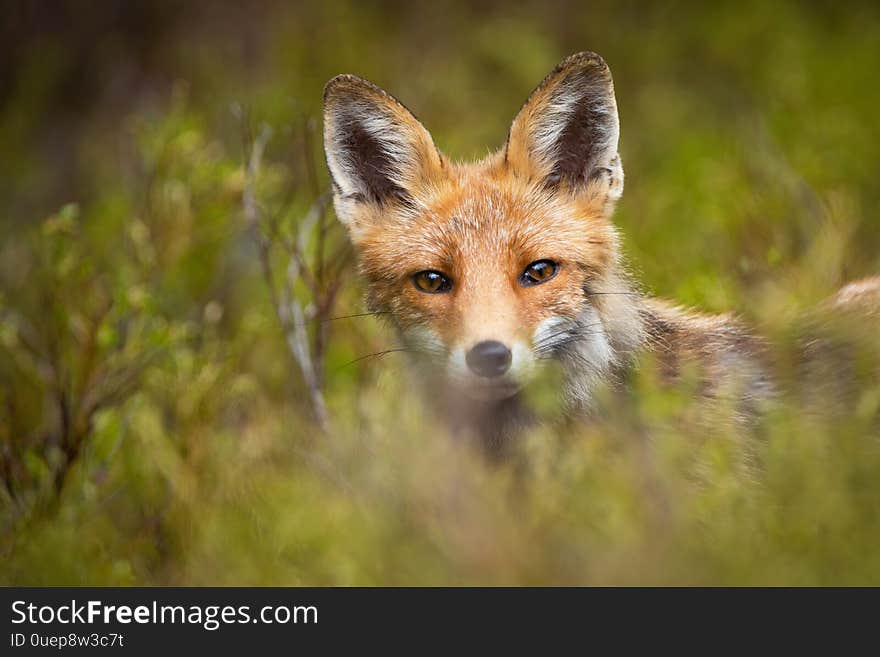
[1,0,879,585]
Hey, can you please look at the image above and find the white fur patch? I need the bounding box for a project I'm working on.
[532,91,584,166]
[327,103,412,201]
[530,89,619,175]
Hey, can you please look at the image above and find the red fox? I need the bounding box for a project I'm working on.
[323,52,879,450]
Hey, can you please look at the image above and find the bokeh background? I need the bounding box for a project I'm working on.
[2,0,879,585]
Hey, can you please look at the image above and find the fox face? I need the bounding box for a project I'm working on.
[324,53,641,402]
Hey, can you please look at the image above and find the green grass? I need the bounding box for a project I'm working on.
[1,0,879,585]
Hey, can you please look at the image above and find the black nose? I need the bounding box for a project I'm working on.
[466,340,512,378]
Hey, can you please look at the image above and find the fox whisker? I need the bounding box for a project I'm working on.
[339,342,448,371]
[321,311,390,323]
[337,347,414,370]
[583,290,643,297]
[533,321,604,356]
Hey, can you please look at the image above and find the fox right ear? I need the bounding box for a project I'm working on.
[505,52,622,202]
[323,74,443,228]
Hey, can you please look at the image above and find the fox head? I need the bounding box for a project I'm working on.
[323,52,642,404]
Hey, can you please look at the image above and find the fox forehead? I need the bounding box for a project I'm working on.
[355,162,618,276]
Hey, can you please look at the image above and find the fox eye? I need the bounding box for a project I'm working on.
[520,259,558,286]
[413,270,452,294]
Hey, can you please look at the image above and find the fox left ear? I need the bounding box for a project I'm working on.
[505,52,623,202]
[323,74,444,231]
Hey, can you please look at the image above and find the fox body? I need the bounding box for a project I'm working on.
[322,52,878,449]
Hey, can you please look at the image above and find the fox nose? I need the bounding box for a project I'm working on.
[466,340,512,378]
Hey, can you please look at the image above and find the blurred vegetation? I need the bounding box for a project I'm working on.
[1,0,879,585]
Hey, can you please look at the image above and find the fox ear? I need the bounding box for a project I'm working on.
[505,52,622,200]
[323,74,443,226]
